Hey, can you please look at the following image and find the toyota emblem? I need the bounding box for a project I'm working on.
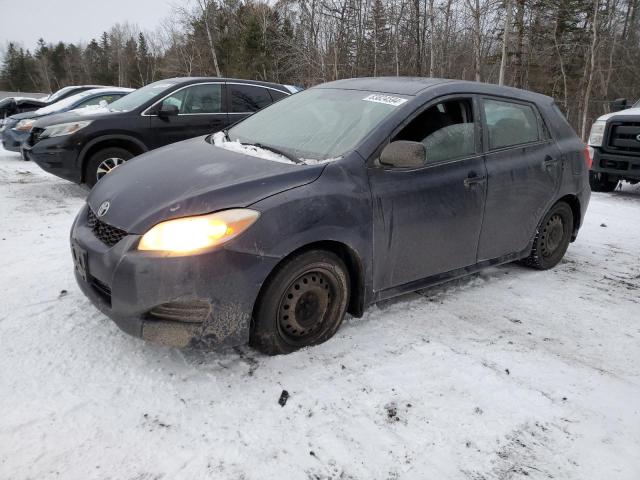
[636,134,640,142]
[97,201,110,217]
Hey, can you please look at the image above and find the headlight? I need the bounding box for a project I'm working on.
[138,209,260,253]
[588,120,606,146]
[41,120,92,138]
[15,119,36,132]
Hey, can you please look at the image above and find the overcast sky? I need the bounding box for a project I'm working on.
[0,0,174,50]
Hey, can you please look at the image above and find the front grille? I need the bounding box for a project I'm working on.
[607,121,640,154]
[28,127,45,146]
[87,209,127,247]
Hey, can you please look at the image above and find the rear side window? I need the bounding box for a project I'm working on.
[393,98,476,164]
[230,85,272,112]
[483,99,539,149]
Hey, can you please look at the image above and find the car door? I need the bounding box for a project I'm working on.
[148,82,228,148]
[367,96,488,292]
[476,97,561,261]
[226,83,276,124]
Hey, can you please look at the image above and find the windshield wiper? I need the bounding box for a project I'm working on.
[245,142,305,165]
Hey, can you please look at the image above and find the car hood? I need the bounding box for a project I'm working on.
[596,107,640,122]
[33,108,124,128]
[87,136,326,234]
[9,111,37,122]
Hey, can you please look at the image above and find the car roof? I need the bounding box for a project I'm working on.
[315,77,553,103]
[164,77,291,92]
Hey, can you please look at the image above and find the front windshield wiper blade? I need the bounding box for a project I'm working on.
[245,142,305,165]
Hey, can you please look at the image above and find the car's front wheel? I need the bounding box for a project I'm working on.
[85,147,134,188]
[250,250,350,355]
[521,201,574,270]
[589,172,618,192]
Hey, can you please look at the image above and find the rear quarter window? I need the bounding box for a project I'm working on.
[230,85,272,113]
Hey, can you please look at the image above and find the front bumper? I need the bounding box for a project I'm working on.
[1,127,27,152]
[71,205,279,348]
[591,148,640,180]
[24,136,82,183]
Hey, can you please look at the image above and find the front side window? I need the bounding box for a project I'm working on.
[230,85,272,113]
[483,98,540,149]
[393,99,476,164]
[161,84,223,114]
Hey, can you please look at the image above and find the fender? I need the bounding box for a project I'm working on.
[77,134,149,172]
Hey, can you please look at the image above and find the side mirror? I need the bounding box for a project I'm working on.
[379,140,427,168]
[158,103,179,118]
[610,98,628,112]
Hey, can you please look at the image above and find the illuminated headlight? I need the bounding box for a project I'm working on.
[42,120,92,138]
[588,120,606,147]
[138,209,260,253]
[15,119,36,132]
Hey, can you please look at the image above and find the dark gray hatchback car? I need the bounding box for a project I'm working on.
[71,77,590,354]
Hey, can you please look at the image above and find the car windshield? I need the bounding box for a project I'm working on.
[47,86,77,103]
[107,80,179,112]
[227,88,408,160]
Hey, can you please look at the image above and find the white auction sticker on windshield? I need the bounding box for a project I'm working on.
[362,94,408,106]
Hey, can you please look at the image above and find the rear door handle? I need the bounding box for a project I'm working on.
[464,174,486,188]
[543,155,559,168]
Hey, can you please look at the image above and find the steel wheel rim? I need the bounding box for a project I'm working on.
[277,268,337,344]
[96,157,126,181]
[541,213,564,257]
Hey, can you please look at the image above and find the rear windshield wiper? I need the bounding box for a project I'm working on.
[245,142,305,165]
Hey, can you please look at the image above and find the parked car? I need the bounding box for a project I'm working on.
[587,98,640,191]
[2,87,133,155]
[24,78,299,186]
[70,77,590,354]
[0,85,105,119]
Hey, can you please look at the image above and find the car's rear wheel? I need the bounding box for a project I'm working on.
[85,147,134,188]
[521,202,574,270]
[250,250,350,355]
[589,172,618,192]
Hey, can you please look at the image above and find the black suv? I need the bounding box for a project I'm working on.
[24,78,298,186]
[587,99,640,191]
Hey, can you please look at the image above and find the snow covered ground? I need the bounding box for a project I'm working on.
[0,145,639,480]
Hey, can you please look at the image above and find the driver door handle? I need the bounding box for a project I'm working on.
[464,174,487,188]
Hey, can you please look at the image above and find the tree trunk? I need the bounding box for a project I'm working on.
[580,0,600,141]
[499,0,513,85]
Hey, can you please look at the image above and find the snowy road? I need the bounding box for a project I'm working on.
[0,146,639,480]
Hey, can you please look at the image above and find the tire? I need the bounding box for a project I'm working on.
[589,172,618,192]
[521,201,574,270]
[84,147,134,188]
[250,250,350,355]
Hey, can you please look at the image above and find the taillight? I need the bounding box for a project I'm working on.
[583,146,593,169]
